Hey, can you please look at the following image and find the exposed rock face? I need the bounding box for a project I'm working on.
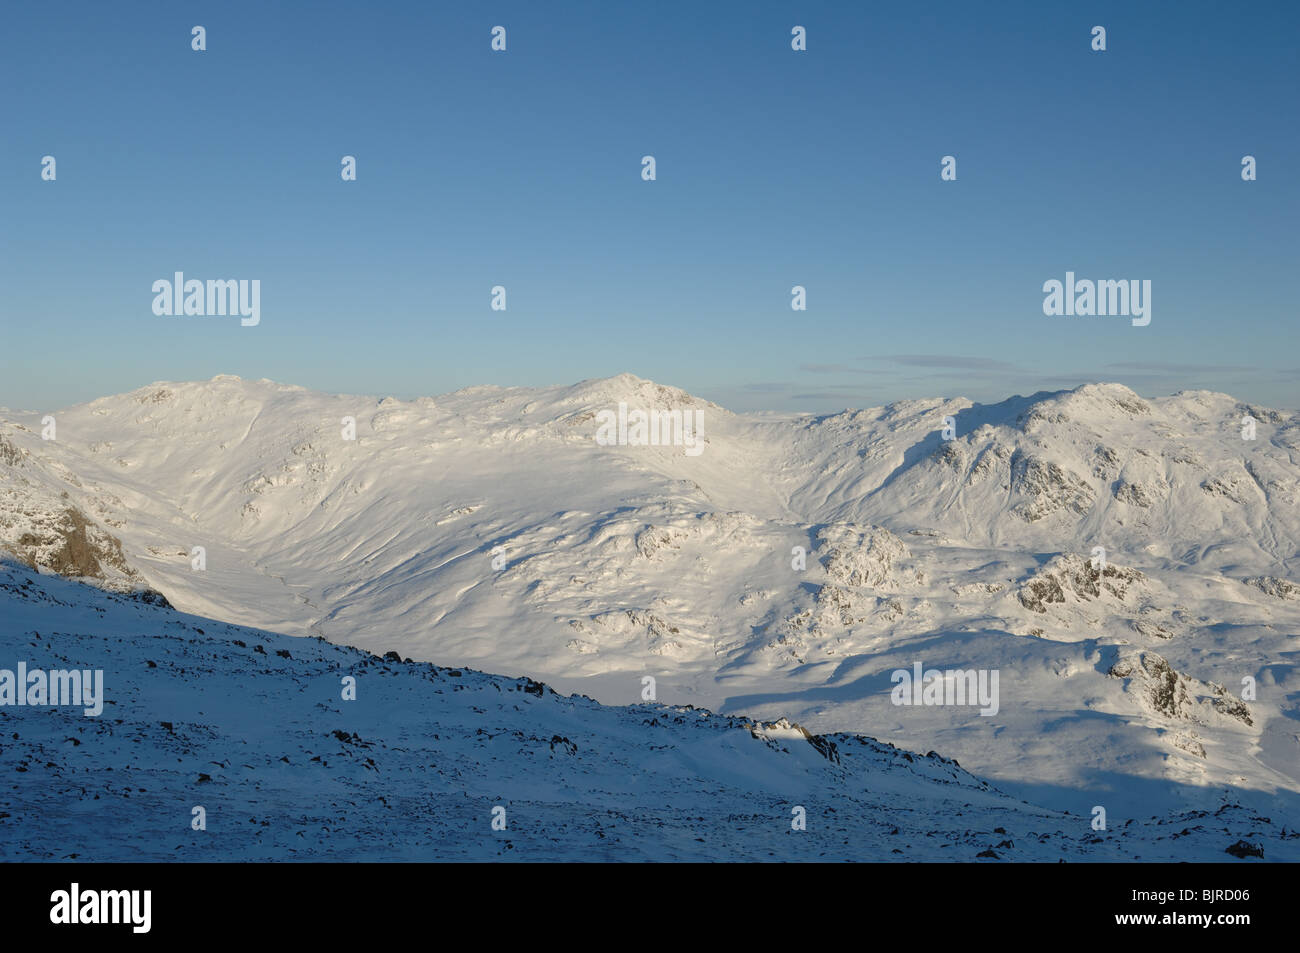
[1,434,168,603]
[1200,473,1257,504]
[568,607,695,658]
[13,506,132,580]
[1107,651,1253,728]
[762,524,921,657]
[1238,403,1287,426]
[1225,840,1265,859]
[0,435,23,467]
[1114,481,1155,507]
[1110,652,1191,719]
[1017,553,1143,614]
[1130,618,1175,640]
[1008,452,1095,522]
[818,523,912,589]
[1242,576,1300,601]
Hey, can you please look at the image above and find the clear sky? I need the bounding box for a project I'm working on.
[2,0,1296,413]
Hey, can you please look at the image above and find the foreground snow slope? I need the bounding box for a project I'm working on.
[2,374,1298,817]
[1,562,1295,861]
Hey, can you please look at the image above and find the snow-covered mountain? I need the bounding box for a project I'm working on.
[2,374,1298,826]
[2,560,1293,861]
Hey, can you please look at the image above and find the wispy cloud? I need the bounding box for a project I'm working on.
[790,389,878,402]
[799,363,876,375]
[1105,361,1258,373]
[865,354,1021,372]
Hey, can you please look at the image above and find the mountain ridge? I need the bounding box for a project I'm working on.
[3,374,1298,821]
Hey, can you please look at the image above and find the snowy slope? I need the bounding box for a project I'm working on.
[1,374,1298,821]
[2,561,1295,862]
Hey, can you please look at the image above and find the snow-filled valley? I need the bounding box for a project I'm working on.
[2,373,1299,858]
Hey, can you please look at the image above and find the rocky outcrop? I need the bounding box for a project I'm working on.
[13,506,129,579]
[1008,452,1095,522]
[1107,651,1253,728]
[1242,576,1300,601]
[1017,553,1143,613]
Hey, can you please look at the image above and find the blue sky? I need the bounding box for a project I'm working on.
[2,0,1296,412]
